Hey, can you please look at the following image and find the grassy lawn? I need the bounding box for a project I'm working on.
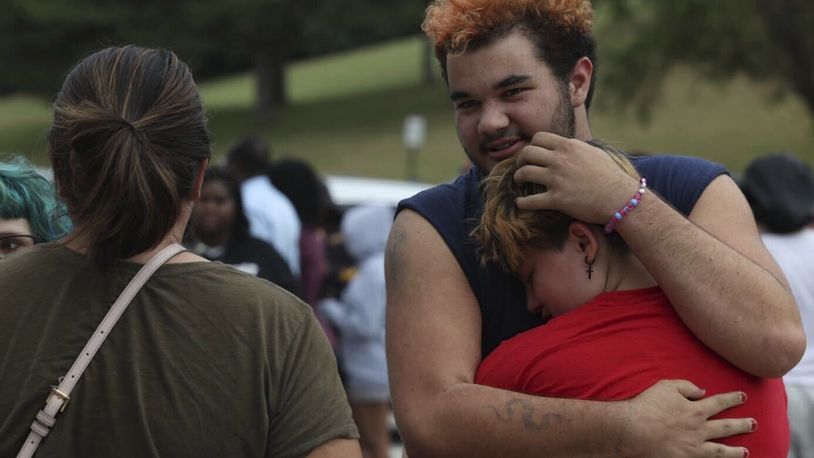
[1,35,812,184]
[0,95,53,164]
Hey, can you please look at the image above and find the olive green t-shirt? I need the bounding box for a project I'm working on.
[0,245,358,457]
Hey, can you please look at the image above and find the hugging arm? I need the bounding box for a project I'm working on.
[514,134,805,377]
[385,209,752,458]
[624,175,804,377]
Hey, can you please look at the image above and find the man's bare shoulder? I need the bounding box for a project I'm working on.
[386,209,455,284]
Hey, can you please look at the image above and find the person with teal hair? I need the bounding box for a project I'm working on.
[0,154,71,258]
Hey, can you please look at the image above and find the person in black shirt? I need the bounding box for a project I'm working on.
[190,167,301,296]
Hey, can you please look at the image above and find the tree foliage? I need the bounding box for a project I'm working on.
[0,0,425,119]
[594,0,814,117]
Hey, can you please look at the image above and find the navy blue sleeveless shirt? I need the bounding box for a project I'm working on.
[397,154,727,358]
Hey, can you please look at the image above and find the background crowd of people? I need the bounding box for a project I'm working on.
[1,1,813,457]
[189,136,395,457]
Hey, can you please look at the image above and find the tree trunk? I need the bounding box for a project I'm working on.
[422,38,436,85]
[255,49,288,123]
[755,0,814,116]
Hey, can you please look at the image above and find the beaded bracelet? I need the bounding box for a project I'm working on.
[603,178,647,234]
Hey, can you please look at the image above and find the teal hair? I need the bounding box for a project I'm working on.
[0,155,72,242]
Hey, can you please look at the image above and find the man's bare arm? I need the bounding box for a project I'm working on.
[622,175,804,377]
[386,209,752,458]
[514,134,806,377]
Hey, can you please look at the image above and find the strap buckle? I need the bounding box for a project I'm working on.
[47,387,70,412]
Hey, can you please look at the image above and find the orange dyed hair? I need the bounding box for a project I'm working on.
[424,0,593,54]
[423,0,598,108]
[473,140,639,275]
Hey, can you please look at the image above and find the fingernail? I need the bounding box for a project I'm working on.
[750,419,758,431]
[743,448,749,458]
[739,392,747,402]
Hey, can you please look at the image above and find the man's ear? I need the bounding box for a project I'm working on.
[189,158,209,201]
[568,57,593,108]
[568,221,599,262]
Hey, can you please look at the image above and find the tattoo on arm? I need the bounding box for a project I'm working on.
[488,399,569,433]
[387,229,408,284]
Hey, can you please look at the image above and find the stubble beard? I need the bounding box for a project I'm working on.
[469,86,576,173]
[549,84,576,139]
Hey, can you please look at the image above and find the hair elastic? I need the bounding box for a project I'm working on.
[603,178,647,234]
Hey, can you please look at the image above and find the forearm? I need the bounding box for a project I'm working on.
[618,190,804,376]
[513,138,804,375]
[397,382,631,458]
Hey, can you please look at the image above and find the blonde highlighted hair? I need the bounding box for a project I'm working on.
[473,140,639,275]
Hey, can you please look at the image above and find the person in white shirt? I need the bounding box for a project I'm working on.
[740,153,814,458]
[225,136,301,277]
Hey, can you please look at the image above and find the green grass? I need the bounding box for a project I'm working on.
[1,35,812,183]
[590,70,814,173]
[0,95,52,162]
[201,37,427,109]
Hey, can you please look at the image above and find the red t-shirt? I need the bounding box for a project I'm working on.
[476,287,788,455]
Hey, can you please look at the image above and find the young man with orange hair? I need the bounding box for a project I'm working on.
[385,1,804,457]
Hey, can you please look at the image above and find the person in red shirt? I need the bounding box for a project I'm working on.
[473,141,789,457]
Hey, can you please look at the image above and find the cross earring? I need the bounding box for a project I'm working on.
[584,256,595,280]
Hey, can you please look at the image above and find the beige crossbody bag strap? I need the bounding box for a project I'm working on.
[17,243,186,458]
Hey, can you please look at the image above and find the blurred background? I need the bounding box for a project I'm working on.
[0,0,812,183]
[2,3,813,456]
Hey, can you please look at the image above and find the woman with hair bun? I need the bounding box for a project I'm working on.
[0,46,360,457]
